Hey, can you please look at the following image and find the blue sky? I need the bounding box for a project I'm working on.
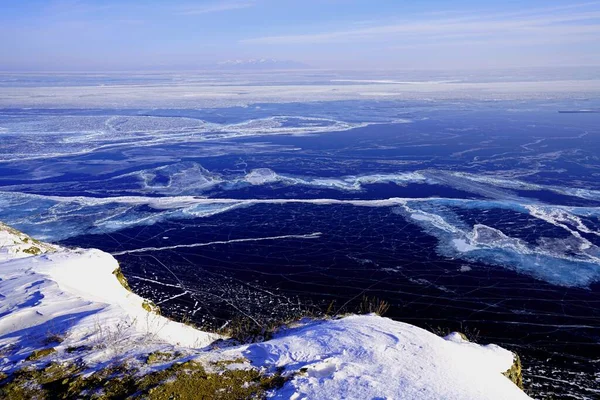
[2,0,600,70]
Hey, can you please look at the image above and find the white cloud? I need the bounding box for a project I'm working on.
[241,3,600,45]
[177,1,256,15]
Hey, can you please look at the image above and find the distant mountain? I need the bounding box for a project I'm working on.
[216,58,310,70]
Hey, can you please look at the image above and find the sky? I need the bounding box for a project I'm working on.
[1,0,600,71]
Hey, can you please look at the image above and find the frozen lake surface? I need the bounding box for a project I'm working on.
[1,71,599,399]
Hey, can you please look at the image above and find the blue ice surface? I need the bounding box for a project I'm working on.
[0,99,599,288]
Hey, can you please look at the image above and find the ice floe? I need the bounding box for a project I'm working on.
[2,191,598,287]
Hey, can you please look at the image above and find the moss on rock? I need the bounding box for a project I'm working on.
[143,360,288,400]
[112,267,131,292]
[503,354,523,389]
[113,266,161,315]
[146,351,176,364]
[1,357,288,399]
[26,347,56,361]
[22,246,42,255]
[0,362,81,400]
[142,299,161,315]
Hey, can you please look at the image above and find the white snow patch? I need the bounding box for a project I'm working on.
[238,315,529,400]
[0,221,55,260]
[0,225,220,372]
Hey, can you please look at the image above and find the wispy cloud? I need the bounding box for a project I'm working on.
[41,0,117,19]
[241,2,600,45]
[389,31,600,51]
[177,1,256,15]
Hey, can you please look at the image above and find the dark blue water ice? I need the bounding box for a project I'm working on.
[1,98,599,398]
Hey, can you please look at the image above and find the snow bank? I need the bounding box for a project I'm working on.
[0,225,220,372]
[241,316,529,400]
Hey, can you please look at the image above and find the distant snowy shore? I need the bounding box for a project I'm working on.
[0,222,530,399]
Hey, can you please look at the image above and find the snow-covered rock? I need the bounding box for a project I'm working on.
[0,221,55,260]
[0,224,220,373]
[239,316,529,400]
[0,223,530,399]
